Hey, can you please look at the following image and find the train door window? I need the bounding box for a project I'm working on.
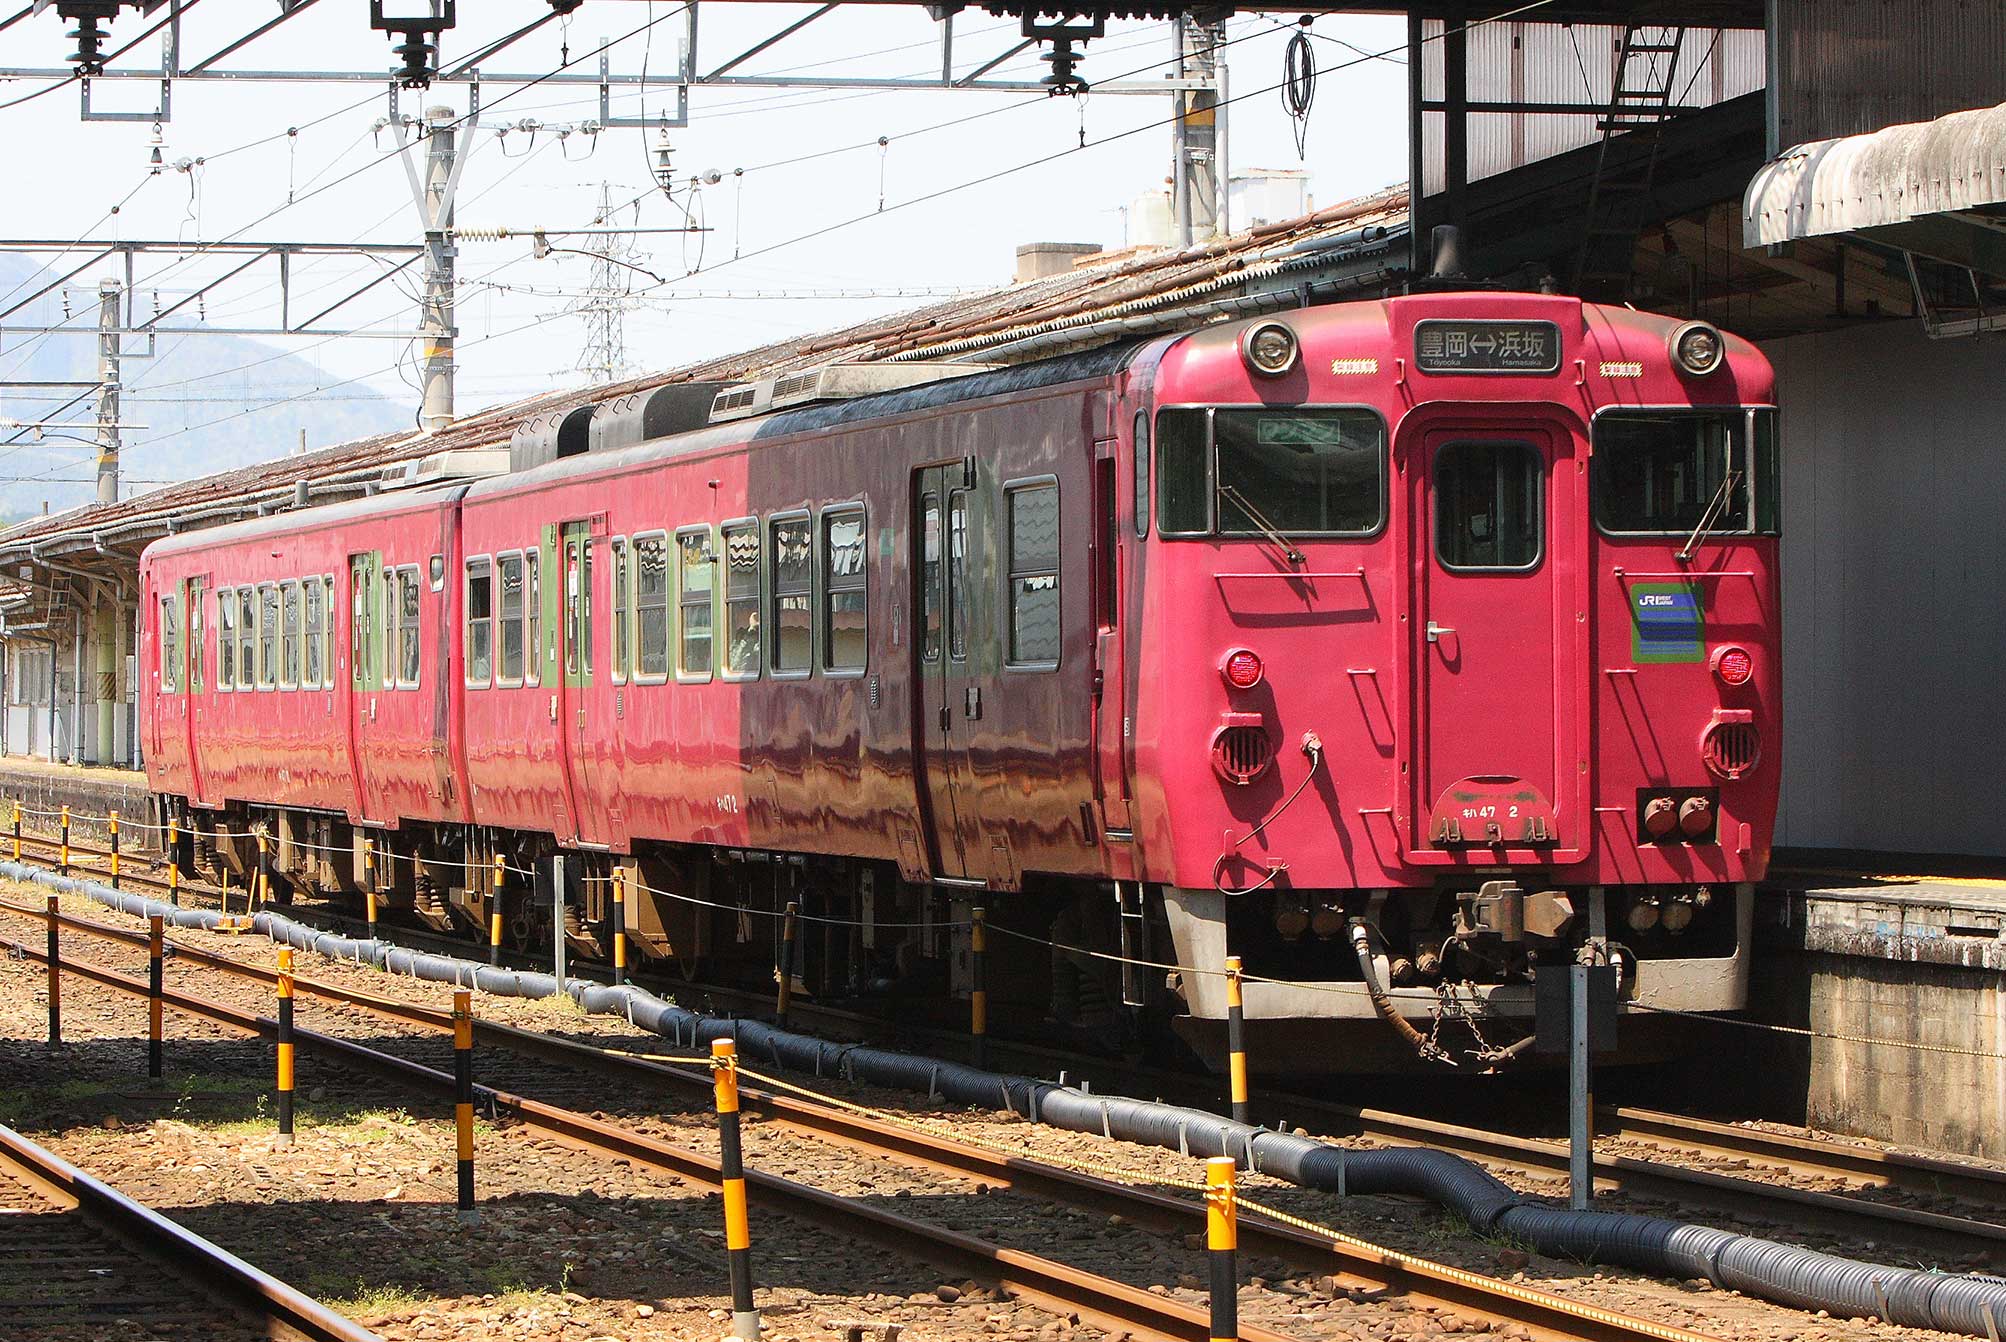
[947,491,969,662]
[822,505,867,674]
[609,538,630,685]
[1434,440,1543,571]
[159,592,181,694]
[302,580,323,689]
[464,557,493,688]
[280,581,301,690]
[257,584,280,689]
[397,566,422,688]
[636,531,673,681]
[1132,411,1150,538]
[919,493,942,664]
[216,588,235,691]
[1094,458,1117,632]
[237,590,256,692]
[321,576,335,688]
[496,553,525,685]
[1005,481,1061,668]
[381,569,397,689]
[721,520,760,680]
[669,529,707,680]
[525,550,542,687]
[768,512,812,676]
[188,579,205,693]
[348,560,371,692]
[565,539,584,680]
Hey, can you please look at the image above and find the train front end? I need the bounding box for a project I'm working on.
[1128,293,1778,1070]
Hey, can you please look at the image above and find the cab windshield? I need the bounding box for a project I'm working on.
[1593,408,1780,535]
[1157,407,1386,538]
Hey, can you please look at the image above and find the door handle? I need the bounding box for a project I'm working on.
[1426,621,1456,644]
[938,705,950,732]
[964,685,982,721]
[549,694,558,722]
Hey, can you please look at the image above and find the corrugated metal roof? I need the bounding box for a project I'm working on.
[1744,101,2006,245]
[0,188,1407,561]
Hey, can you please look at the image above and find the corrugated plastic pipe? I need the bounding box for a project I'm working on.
[15,859,2006,1339]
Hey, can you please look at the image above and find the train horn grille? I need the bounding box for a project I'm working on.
[1701,719,1761,780]
[1212,723,1274,786]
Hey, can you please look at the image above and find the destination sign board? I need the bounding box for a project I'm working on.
[1414,319,1561,374]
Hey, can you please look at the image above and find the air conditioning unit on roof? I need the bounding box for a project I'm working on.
[378,448,510,490]
[709,362,982,423]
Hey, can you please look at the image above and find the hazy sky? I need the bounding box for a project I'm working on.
[0,2,1410,445]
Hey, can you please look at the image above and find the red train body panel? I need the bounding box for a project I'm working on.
[138,291,1779,1067]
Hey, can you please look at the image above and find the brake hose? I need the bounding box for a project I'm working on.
[1212,731,1323,896]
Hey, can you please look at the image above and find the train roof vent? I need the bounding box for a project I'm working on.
[378,448,511,490]
[709,362,983,423]
[589,381,732,453]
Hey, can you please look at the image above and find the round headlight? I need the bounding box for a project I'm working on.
[1241,321,1299,377]
[1669,320,1725,376]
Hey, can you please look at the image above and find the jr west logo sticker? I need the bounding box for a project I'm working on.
[1631,582,1704,663]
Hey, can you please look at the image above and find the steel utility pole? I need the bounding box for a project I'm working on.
[419,104,458,433]
[94,280,120,504]
[1172,17,1225,247]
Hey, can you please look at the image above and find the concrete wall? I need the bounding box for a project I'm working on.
[1762,320,2006,857]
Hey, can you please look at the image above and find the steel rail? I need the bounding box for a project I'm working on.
[9,847,2003,1256]
[0,1119,381,1342]
[0,906,1721,1342]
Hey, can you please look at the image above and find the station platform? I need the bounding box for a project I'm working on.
[1766,867,2006,971]
[0,757,152,845]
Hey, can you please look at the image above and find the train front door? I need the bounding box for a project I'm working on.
[556,519,609,846]
[911,461,987,880]
[1412,424,1582,853]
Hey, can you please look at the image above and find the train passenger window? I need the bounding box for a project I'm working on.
[1592,409,1774,537]
[303,578,324,689]
[280,581,301,690]
[218,587,236,691]
[464,557,493,688]
[919,494,942,665]
[397,567,422,688]
[1435,440,1543,571]
[237,590,256,692]
[768,513,812,676]
[524,550,541,687]
[321,576,335,689]
[258,584,280,689]
[633,534,669,681]
[610,538,630,685]
[1133,411,1150,539]
[721,521,761,680]
[669,530,706,679]
[947,492,969,662]
[188,579,205,693]
[822,505,867,674]
[159,593,181,694]
[496,553,525,685]
[1006,482,1061,668]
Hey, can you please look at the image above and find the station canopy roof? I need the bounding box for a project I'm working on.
[0,188,1407,575]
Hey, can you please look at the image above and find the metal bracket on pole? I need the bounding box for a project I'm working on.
[79,19,172,123]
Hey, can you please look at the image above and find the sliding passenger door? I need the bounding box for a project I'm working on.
[556,518,609,846]
[344,552,376,820]
[911,462,984,880]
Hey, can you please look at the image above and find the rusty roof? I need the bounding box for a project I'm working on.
[0,187,1407,562]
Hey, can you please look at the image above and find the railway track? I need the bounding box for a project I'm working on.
[0,895,1730,1342]
[11,830,2006,1268]
[0,1117,378,1342]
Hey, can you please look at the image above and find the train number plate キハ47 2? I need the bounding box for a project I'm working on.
[1414,319,1561,374]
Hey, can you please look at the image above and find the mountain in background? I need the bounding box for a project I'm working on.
[0,253,411,524]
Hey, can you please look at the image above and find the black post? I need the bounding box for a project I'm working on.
[44,893,60,1047]
[712,1037,760,1341]
[1225,954,1250,1127]
[147,914,164,1079]
[775,900,798,1029]
[454,989,477,1223]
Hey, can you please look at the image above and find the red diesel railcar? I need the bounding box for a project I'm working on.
[140,290,1779,1071]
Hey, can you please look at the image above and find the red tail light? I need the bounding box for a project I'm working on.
[1712,645,1753,687]
[1223,648,1264,690]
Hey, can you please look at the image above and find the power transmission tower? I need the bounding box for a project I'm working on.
[94,279,121,504]
[576,183,637,385]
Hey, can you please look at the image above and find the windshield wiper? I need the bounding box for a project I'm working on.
[1218,483,1307,565]
[1677,468,1743,563]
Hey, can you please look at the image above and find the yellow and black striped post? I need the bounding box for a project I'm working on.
[453,989,478,1223]
[364,837,379,946]
[147,914,164,1080]
[970,906,989,1069]
[44,893,60,1046]
[58,805,69,875]
[256,825,273,909]
[610,867,628,987]
[275,947,296,1148]
[712,1037,760,1341]
[1225,955,1249,1126]
[489,853,505,967]
[166,818,180,907]
[11,799,20,862]
[774,900,798,1029]
[108,810,120,889]
[1206,1155,1239,1342]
